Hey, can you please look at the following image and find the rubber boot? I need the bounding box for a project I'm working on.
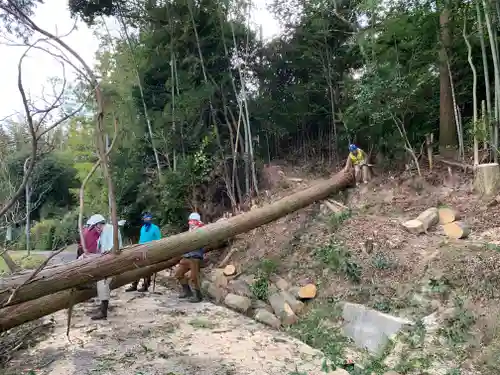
[188,289,202,303]
[138,277,151,292]
[91,300,108,320]
[125,281,138,292]
[178,284,192,299]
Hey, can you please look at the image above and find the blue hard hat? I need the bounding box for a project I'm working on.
[348,144,358,152]
[142,212,153,220]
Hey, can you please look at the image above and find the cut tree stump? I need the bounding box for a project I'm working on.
[227,279,252,298]
[288,286,301,299]
[415,207,439,232]
[280,291,304,314]
[268,292,298,326]
[210,268,228,288]
[202,280,228,303]
[474,163,500,196]
[270,275,289,291]
[253,308,281,329]
[402,219,425,234]
[438,207,458,224]
[224,293,252,313]
[223,264,236,276]
[324,200,342,213]
[298,283,317,300]
[443,221,471,239]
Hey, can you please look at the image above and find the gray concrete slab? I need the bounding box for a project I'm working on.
[341,302,413,354]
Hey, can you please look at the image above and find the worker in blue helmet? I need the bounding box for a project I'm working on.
[125,212,162,292]
[348,144,368,184]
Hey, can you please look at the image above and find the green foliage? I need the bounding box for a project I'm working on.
[2,0,490,263]
[314,241,361,283]
[439,298,476,346]
[21,211,79,251]
[250,277,269,301]
[328,210,352,230]
[288,300,346,369]
[250,258,279,300]
[371,252,397,270]
[52,210,80,247]
[68,0,124,24]
[0,253,45,275]
[258,258,279,275]
[30,220,57,251]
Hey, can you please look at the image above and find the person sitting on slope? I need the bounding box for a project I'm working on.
[348,143,368,184]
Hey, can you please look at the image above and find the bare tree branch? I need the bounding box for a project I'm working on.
[0,0,120,254]
[0,44,39,219]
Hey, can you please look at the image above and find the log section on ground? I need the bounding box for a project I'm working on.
[298,284,317,299]
[474,163,500,196]
[433,155,474,172]
[443,221,471,239]
[438,207,458,224]
[415,208,439,232]
[0,255,185,332]
[0,170,354,308]
[402,207,438,234]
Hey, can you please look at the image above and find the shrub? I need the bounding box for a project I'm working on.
[30,219,57,250]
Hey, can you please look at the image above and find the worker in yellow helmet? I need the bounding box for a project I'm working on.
[348,144,368,184]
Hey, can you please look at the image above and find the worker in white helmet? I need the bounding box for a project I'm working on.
[78,214,123,320]
[76,214,106,259]
[174,212,204,303]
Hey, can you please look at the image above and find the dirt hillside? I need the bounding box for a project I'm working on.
[217,162,500,374]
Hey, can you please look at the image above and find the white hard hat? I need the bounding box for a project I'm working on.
[118,219,126,226]
[188,212,201,221]
[87,214,106,226]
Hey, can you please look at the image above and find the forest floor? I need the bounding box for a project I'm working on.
[3,161,500,374]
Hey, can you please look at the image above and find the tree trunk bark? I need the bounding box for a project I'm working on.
[0,252,19,274]
[439,6,458,157]
[0,256,182,332]
[0,170,354,308]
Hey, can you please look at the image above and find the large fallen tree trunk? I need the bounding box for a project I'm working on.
[0,170,353,309]
[0,255,184,332]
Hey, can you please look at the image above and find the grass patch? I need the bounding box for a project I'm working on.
[189,318,218,329]
[405,319,426,349]
[314,241,361,283]
[439,298,476,346]
[394,352,433,374]
[250,258,279,301]
[371,252,396,270]
[328,210,352,230]
[287,299,347,368]
[0,252,45,274]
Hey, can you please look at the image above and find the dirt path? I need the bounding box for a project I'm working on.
[4,280,327,375]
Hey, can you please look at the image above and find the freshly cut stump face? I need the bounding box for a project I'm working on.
[438,207,458,224]
[223,264,236,276]
[402,219,425,234]
[443,221,470,239]
[298,284,317,299]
